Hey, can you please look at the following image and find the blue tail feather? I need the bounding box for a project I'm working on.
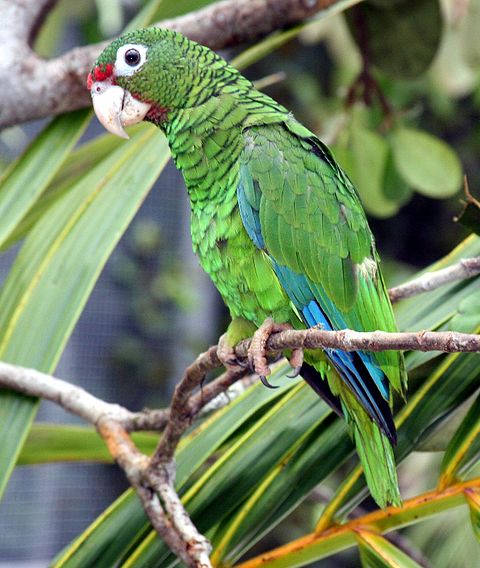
[302,300,396,444]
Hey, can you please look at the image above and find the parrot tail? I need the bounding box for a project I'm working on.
[301,352,396,445]
[301,361,401,507]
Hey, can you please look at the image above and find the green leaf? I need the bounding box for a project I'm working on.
[52,490,151,568]
[234,481,472,568]
[382,145,412,205]
[18,424,159,465]
[465,488,480,541]
[391,127,463,198]
[0,127,169,499]
[416,397,475,452]
[0,124,148,251]
[147,0,216,20]
[347,122,400,218]
[124,0,166,31]
[0,110,90,249]
[449,291,480,334]
[211,415,348,566]
[460,0,480,69]
[346,0,442,79]
[439,392,480,489]
[356,530,424,568]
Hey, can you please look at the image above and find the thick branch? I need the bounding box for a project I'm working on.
[3,0,58,46]
[0,361,133,425]
[98,418,211,568]
[0,0,349,129]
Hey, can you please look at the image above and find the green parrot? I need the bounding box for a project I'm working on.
[89,27,407,507]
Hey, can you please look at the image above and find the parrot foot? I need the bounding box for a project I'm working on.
[249,318,304,386]
[217,333,247,369]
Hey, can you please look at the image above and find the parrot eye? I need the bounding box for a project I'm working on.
[125,49,140,66]
[115,44,148,76]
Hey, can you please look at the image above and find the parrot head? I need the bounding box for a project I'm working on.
[88,27,244,138]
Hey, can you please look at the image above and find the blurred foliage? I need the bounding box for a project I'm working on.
[346,0,443,80]
[0,0,480,567]
[111,218,198,387]
[456,180,480,236]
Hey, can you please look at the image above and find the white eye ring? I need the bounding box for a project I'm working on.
[115,43,148,76]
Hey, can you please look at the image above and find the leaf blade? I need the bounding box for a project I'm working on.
[0,110,90,249]
[391,127,463,198]
[0,128,170,498]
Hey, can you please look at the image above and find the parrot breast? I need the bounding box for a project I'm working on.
[164,102,295,324]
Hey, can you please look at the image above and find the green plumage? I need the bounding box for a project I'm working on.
[93,28,407,507]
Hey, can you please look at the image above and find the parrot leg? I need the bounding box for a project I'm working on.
[217,332,247,369]
[217,317,258,370]
[249,318,304,385]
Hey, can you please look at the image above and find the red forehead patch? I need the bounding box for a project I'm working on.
[86,63,114,89]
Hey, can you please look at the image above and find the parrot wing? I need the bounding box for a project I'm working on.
[238,122,405,442]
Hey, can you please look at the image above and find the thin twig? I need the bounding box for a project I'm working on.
[148,346,220,464]
[389,256,480,303]
[148,348,248,468]
[235,329,480,359]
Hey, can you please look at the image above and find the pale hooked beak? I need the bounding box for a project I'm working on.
[91,81,151,139]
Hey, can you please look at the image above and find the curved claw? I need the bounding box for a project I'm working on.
[289,347,304,376]
[287,366,302,379]
[235,357,251,369]
[260,375,279,389]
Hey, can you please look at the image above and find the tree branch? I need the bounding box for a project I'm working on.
[3,0,59,46]
[237,328,480,357]
[98,418,212,568]
[389,256,480,303]
[0,0,351,130]
[0,361,133,425]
